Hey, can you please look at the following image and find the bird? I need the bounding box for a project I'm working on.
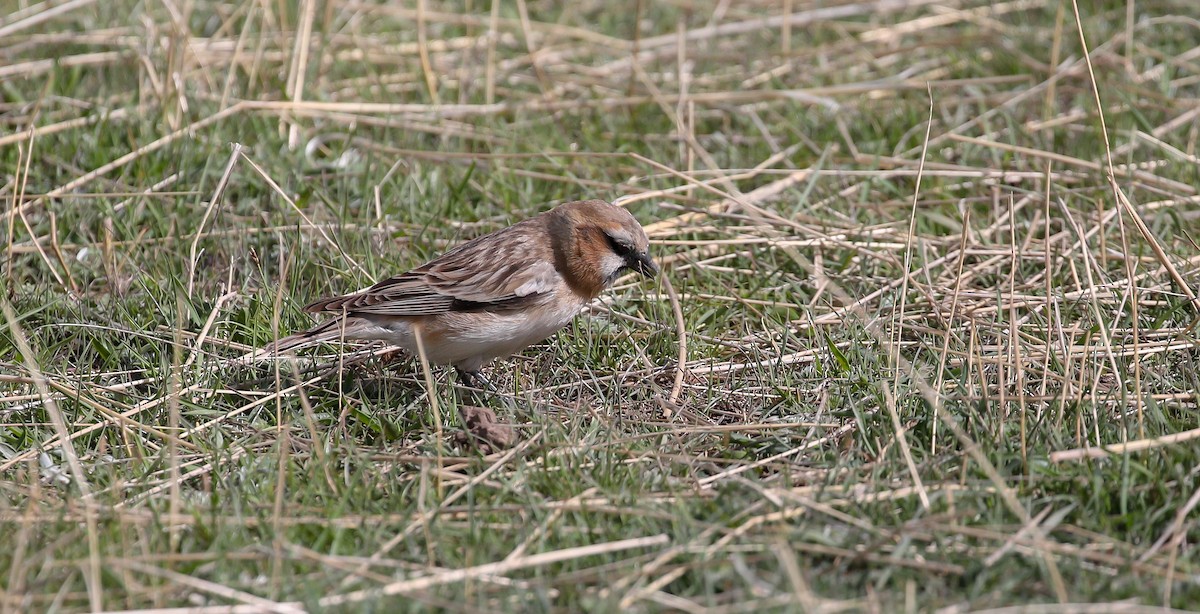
[271,199,658,389]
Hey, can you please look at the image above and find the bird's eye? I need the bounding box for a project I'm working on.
[605,233,635,256]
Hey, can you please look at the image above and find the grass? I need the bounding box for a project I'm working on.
[4,0,1200,611]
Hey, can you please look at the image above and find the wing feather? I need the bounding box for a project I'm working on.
[303,221,559,317]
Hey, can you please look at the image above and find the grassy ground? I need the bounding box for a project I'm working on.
[4,0,1200,611]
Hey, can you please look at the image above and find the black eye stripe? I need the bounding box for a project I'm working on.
[604,233,634,255]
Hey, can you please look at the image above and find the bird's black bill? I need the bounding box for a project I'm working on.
[630,253,659,278]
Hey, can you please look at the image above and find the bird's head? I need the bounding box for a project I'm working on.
[551,199,658,296]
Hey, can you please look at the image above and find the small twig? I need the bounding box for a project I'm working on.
[321,533,669,606]
[412,326,444,495]
[112,560,304,614]
[879,384,930,511]
[697,423,856,487]
[336,431,544,590]
[0,0,98,38]
[4,103,244,223]
[1050,425,1200,462]
[238,150,367,276]
[660,274,687,406]
[1,294,103,611]
[284,0,318,149]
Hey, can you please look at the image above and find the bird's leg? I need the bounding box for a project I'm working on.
[454,367,474,388]
[471,371,519,411]
[470,371,497,393]
[455,368,516,411]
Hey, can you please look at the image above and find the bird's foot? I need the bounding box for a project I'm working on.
[455,368,517,411]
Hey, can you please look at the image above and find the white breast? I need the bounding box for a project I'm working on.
[434,300,585,371]
[357,298,586,373]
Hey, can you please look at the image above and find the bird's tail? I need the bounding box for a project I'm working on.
[242,316,356,362]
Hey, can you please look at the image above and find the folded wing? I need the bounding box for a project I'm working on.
[303,229,559,316]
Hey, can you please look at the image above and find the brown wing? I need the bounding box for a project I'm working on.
[303,222,559,316]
